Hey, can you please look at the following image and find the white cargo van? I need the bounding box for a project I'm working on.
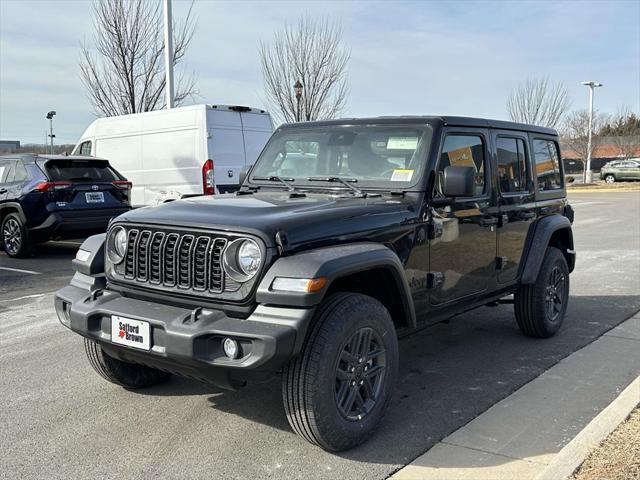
[72,104,273,206]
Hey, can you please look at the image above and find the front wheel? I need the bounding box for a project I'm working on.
[514,247,569,338]
[604,174,615,184]
[282,293,399,451]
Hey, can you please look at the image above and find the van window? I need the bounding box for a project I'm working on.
[78,141,92,156]
[496,137,528,193]
[45,160,119,182]
[533,139,562,190]
[437,135,486,196]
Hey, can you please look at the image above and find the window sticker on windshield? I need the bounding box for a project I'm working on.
[387,137,418,150]
[390,169,414,182]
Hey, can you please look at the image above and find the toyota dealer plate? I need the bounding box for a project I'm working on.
[111,316,150,350]
[85,192,104,203]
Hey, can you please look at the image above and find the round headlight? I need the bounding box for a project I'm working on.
[237,239,262,276]
[223,238,262,282]
[107,226,128,264]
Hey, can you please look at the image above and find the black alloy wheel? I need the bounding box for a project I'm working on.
[335,327,386,421]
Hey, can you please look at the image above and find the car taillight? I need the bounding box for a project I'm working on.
[202,159,215,195]
[33,181,72,192]
[112,180,132,190]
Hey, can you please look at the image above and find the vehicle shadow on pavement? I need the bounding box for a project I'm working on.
[139,294,639,465]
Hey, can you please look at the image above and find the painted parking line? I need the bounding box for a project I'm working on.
[0,266,42,275]
[0,293,48,303]
[49,241,83,246]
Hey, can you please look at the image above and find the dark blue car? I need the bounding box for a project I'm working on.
[0,154,131,257]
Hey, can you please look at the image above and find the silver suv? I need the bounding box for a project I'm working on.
[600,159,640,183]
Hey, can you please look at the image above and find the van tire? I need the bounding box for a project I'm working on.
[282,293,398,451]
[514,247,569,338]
[84,339,171,388]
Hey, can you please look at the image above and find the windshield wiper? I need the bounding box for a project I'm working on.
[307,176,371,197]
[252,176,297,192]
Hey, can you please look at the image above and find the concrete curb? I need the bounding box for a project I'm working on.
[568,188,640,193]
[535,375,640,480]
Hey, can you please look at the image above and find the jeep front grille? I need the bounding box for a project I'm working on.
[121,228,228,294]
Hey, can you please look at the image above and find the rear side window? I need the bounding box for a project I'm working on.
[13,161,28,182]
[533,139,562,191]
[496,137,529,193]
[45,160,119,182]
[438,135,486,196]
[0,160,15,183]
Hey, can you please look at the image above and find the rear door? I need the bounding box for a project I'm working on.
[207,109,245,189]
[492,131,537,284]
[41,159,130,210]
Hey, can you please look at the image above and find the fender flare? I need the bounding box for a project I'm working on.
[0,202,27,224]
[520,215,574,284]
[256,242,417,328]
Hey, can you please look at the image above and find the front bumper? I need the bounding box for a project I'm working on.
[55,281,314,389]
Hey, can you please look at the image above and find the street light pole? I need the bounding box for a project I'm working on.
[294,80,303,122]
[581,81,603,183]
[46,111,56,154]
[163,0,175,109]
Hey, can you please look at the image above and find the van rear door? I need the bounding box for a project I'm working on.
[240,111,273,168]
[206,109,246,191]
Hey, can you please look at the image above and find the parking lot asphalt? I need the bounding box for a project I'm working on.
[1,191,639,480]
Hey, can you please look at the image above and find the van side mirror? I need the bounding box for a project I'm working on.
[239,164,254,186]
[442,166,476,197]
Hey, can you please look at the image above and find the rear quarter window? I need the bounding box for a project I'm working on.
[45,161,119,182]
[533,139,562,191]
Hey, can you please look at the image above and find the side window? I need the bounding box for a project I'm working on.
[79,141,92,156]
[533,139,562,191]
[0,160,15,184]
[438,135,486,196]
[496,137,529,193]
[12,161,28,183]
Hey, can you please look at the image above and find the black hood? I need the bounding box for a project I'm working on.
[116,191,420,250]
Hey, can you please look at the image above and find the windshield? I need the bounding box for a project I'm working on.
[250,124,432,190]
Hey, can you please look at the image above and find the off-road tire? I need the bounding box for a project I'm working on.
[282,292,399,451]
[84,339,171,388]
[514,247,569,338]
[1,213,31,258]
[604,174,615,184]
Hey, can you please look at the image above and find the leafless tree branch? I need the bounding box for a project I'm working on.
[79,0,198,117]
[507,76,571,129]
[259,16,350,125]
[560,109,608,182]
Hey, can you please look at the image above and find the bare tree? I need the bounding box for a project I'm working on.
[507,77,571,129]
[79,0,197,117]
[561,109,608,182]
[259,16,350,124]
[606,105,640,160]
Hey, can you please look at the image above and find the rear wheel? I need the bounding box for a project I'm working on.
[282,293,398,451]
[1,214,31,258]
[84,339,171,388]
[604,174,615,184]
[514,247,569,338]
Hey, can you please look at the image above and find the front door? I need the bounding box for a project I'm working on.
[493,132,537,284]
[429,129,498,305]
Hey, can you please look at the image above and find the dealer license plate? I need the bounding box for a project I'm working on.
[85,192,104,203]
[111,316,151,350]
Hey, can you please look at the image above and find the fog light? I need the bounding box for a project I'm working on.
[223,338,240,359]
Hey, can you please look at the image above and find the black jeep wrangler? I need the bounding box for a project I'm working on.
[55,116,575,451]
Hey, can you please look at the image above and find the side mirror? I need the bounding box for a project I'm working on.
[442,166,476,197]
[239,164,254,186]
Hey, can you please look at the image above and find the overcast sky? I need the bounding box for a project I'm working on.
[1,0,638,144]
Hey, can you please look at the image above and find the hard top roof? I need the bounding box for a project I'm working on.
[279,115,557,136]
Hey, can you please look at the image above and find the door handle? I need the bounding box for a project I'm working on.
[0,188,7,194]
[479,217,499,227]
